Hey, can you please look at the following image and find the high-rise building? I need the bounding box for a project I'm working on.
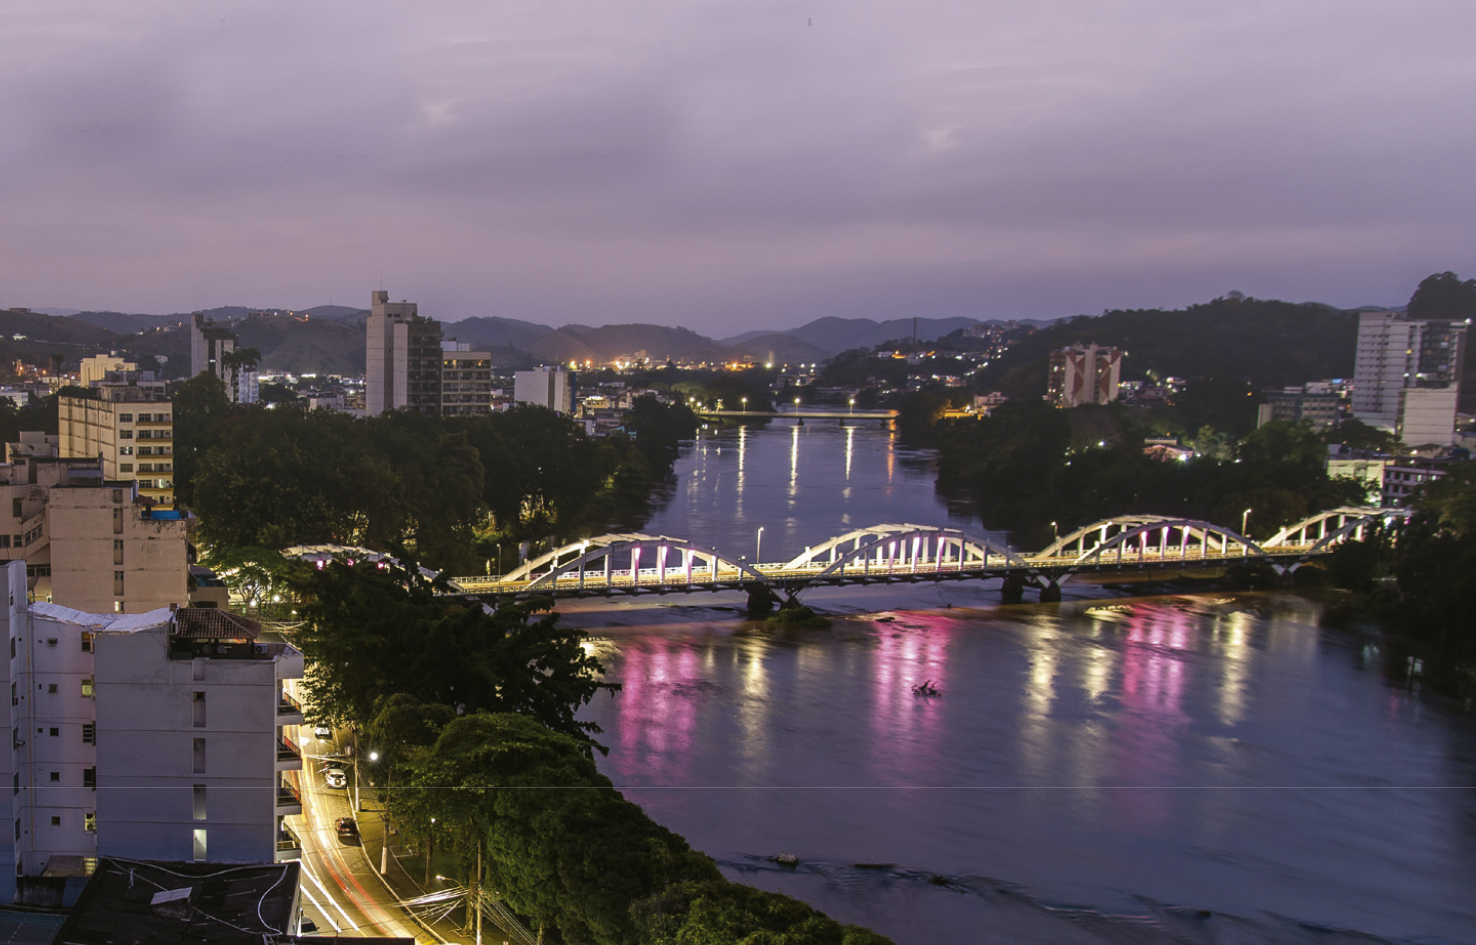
[1,560,305,887]
[1047,344,1123,408]
[78,355,136,389]
[58,371,175,508]
[440,342,495,416]
[514,366,575,414]
[1352,311,1466,445]
[189,313,257,404]
[366,290,443,416]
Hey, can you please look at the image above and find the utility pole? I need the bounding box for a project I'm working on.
[475,837,483,945]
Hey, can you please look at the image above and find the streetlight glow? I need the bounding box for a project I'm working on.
[756,526,764,563]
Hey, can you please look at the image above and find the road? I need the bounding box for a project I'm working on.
[292,733,438,940]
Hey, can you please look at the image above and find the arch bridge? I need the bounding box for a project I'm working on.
[438,507,1406,601]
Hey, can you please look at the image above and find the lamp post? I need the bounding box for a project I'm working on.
[1051,521,1058,550]
[1241,508,1252,556]
[741,396,747,413]
[756,526,764,564]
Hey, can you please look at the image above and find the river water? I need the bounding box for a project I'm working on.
[571,419,1476,945]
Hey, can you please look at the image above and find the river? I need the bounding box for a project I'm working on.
[569,419,1476,945]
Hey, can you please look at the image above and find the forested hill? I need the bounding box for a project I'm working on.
[976,297,1359,397]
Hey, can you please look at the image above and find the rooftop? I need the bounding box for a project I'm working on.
[51,858,300,945]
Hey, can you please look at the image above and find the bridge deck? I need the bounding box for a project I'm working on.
[447,544,1319,598]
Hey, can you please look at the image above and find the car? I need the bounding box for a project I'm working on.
[313,725,333,740]
[324,768,347,789]
[335,817,358,842]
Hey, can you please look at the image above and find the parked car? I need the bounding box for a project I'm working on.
[324,768,347,789]
[335,817,358,842]
[313,725,333,740]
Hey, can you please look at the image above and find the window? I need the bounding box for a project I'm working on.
[192,691,206,728]
[84,812,95,833]
[81,724,95,744]
[119,430,132,439]
[138,446,152,456]
[112,509,123,535]
[136,413,151,423]
[114,572,124,597]
[118,447,132,456]
[48,772,58,782]
[119,414,133,423]
[81,632,92,653]
[82,768,95,789]
[46,684,56,694]
[49,816,59,826]
[192,658,205,682]
[80,679,94,699]
[192,784,206,820]
[113,540,123,566]
[192,737,206,774]
[10,499,20,519]
[12,535,20,547]
[49,727,58,737]
[192,828,207,861]
[119,464,133,473]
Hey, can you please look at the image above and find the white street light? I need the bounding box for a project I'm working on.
[756,526,764,564]
[1242,508,1252,556]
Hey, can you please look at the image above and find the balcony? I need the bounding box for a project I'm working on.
[276,778,303,816]
[275,824,302,862]
[276,735,302,771]
[276,692,303,727]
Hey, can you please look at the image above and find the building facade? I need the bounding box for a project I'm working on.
[365,290,443,416]
[1257,387,1342,429]
[1047,344,1123,408]
[0,451,192,612]
[58,371,175,508]
[440,343,495,416]
[2,562,305,887]
[189,313,257,405]
[1352,310,1467,445]
[514,366,575,414]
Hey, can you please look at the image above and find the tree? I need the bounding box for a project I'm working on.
[170,372,236,508]
[634,881,894,945]
[297,560,618,748]
[1407,271,1476,321]
[395,713,720,945]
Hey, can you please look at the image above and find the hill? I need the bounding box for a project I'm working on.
[447,315,555,350]
[235,315,365,375]
[527,324,731,365]
[70,311,181,334]
[725,333,831,366]
[301,305,370,326]
[974,297,1360,398]
[777,316,983,355]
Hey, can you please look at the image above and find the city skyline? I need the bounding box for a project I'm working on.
[3,1,1473,332]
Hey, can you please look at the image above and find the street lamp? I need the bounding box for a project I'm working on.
[741,396,747,412]
[756,526,764,564]
[1051,521,1058,547]
[849,398,855,415]
[1241,508,1252,556]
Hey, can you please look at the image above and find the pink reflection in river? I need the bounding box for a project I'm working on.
[610,641,702,781]
[1109,607,1195,826]
[869,614,953,781]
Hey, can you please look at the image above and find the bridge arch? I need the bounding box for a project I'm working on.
[500,533,769,593]
[780,524,1026,580]
[1261,507,1407,549]
[1061,518,1267,568]
[1037,516,1182,560]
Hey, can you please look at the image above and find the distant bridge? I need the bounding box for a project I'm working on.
[437,506,1407,604]
[695,408,897,421]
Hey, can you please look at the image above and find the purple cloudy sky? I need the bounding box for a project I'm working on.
[2,1,1473,332]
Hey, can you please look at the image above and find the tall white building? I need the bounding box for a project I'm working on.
[189,313,256,404]
[2,561,304,890]
[366,290,443,416]
[513,366,575,414]
[1047,344,1122,408]
[1352,310,1466,445]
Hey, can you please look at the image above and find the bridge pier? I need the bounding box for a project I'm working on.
[1038,582,1062,603]
[1001,575,1026,605]
[744,582,781,617]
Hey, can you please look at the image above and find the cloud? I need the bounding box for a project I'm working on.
[1,0,1473,327]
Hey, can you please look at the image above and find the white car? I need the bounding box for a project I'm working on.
[313,725,333,740]
[324,768,347,789]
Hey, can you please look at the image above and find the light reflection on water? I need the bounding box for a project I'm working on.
[582,599,1476,945]
[581,423,1476,944]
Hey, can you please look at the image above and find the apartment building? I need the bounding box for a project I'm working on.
[514,366,575,414]
[2,560,305,890]
[0,449,191,612]
[366,290,444,416]
[440,342,495,417]
[1257,386,1342,429]
[1047,344,1123,408]
[1352,310,1467,445]
[57,371,175,508]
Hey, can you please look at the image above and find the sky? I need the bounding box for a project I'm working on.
[2,1,1473,334]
